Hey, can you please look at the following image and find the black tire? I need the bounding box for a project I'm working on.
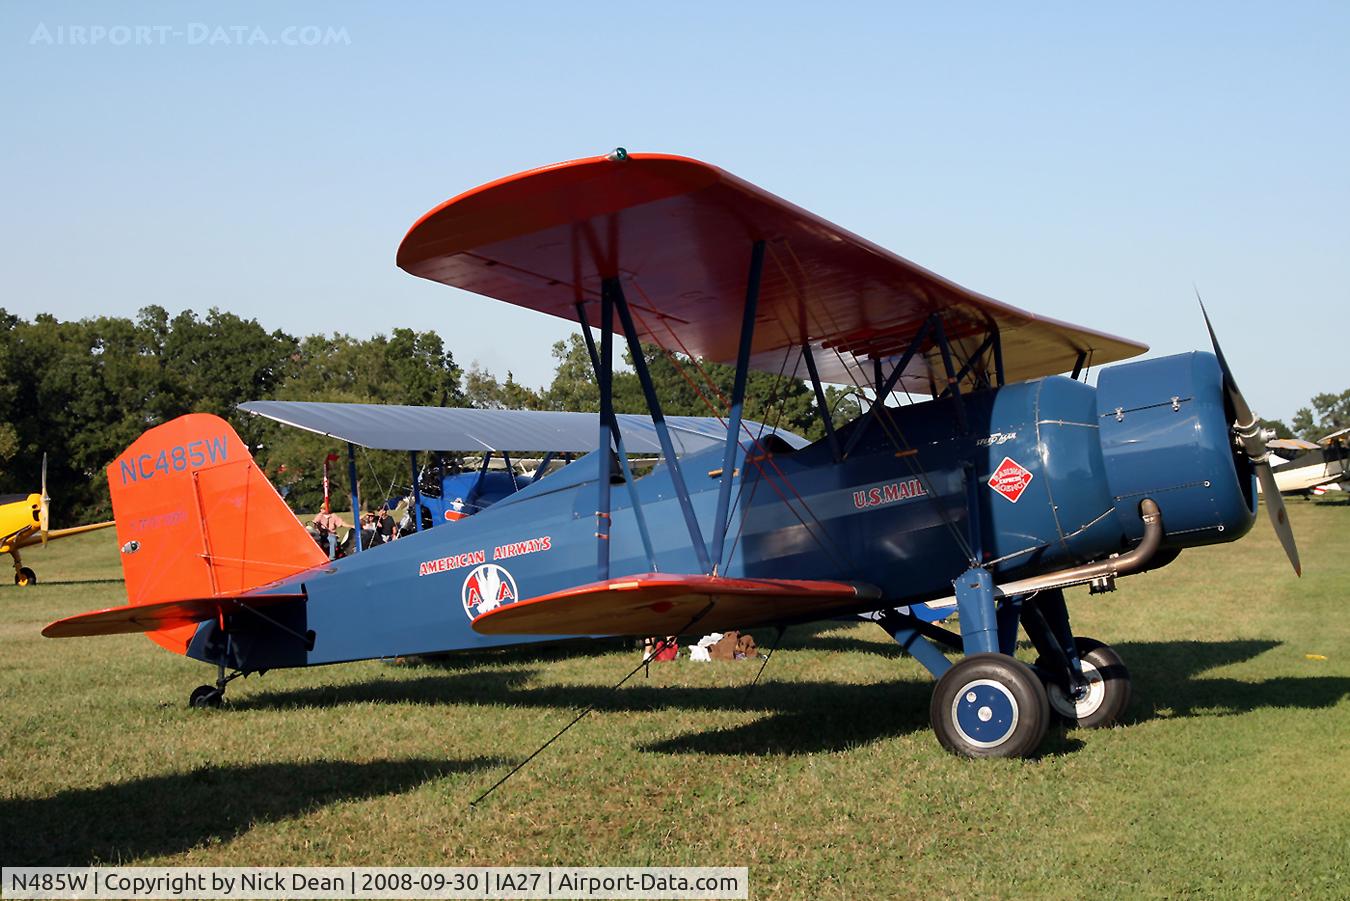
[188,685,223,709]
[1036,637,1131,729]
[15,567,36,586]
[930,653,1050,758]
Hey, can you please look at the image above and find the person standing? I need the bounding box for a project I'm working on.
[312,510,350,559]
[370,505,397,546]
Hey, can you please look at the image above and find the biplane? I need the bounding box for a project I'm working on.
[2,455,114,586]
[1262,430,1349,496]
[44,151,1300,758]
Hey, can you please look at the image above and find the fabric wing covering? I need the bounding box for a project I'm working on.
[238,401,808,454]
[397,152,1147,391]
[471,573,883,637]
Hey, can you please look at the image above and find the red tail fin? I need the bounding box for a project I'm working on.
[107,413,326,653]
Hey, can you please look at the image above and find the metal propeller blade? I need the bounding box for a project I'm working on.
[39,452,50,546]
[1197,292,1301,576]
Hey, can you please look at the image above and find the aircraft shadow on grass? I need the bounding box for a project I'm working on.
[233,639,1347,758]
[0,757,501,866]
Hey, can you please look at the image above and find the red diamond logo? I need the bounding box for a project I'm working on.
[988,456,1034,503]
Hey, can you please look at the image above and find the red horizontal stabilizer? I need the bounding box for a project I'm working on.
[471,573,881,637]
[42,593,306,639]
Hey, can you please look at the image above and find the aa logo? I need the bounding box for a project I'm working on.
[462,563,518,620]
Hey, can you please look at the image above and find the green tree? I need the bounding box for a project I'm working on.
[538,331,826,439]
[1292,390,1350,442]
[1258,418,1293,440]
[0,309,19,477]
[255,329,467,514]
[464,365,543,410]
[540,336,599,412]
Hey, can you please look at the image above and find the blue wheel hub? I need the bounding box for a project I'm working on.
[950,678,1019,749]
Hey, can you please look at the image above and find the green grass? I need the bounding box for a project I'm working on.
[2,501,1347,898]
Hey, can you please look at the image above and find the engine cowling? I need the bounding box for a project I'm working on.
[1095,351,1257,548]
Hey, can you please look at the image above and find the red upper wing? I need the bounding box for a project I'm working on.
[398,153,1146,389]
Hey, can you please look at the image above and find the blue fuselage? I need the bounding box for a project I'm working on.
[191,352,1255,671]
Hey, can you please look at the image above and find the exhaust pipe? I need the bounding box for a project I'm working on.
[990,498,1162,598]
[921,499,1163,610]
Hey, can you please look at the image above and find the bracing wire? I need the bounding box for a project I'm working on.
[470,603,714,807]
[766,242,977,563]
[740,626,784,706]
[624,290,856,573]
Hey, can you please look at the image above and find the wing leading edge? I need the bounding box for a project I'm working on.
[471,573,883,637]
[398,153,1147,390]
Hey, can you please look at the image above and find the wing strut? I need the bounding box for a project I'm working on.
[611,278,713,574]
[933,317,969,434]
[595,283,616,579]
[576,300,659,573]
[842,316,936,459]
[801,342,840,462]
[710,240,765,575]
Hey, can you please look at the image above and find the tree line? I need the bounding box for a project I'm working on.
[0,308,857,523]
[3,307,1345,525]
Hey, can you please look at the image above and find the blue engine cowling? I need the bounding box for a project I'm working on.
[1095,351,1257,548]
[814,350,1256,603]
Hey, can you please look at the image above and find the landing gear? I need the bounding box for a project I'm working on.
[880,579,1135,757]
[11,549,35,586]
[187,662,244,709]
[930,653,1050,758]
[189,685,224,708]
[1036,637,1131,729]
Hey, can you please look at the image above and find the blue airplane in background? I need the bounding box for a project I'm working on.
[45,151,1299,759]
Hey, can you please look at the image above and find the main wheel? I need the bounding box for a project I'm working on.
[14,567,36,586]
[188,685,223,709]
[930,653,1050,758]
[1036,637,1131,729]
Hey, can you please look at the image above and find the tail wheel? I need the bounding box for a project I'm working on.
[188,685,223,709]
[930,653,1050,758]
[14,567,36,587]
[1037,637,1131,729]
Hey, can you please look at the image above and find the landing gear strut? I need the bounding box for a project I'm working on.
[11,550,36,586]
[930,653,1050,758]
[188,662,244,709]
[1035,636,1131,728]
[879,585,1134,757]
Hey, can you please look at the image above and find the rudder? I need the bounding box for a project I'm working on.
[107,413,327,653]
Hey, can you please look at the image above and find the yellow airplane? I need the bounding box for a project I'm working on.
[1,456,114,586]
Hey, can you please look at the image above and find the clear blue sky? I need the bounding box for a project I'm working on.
[2,2,1346,422]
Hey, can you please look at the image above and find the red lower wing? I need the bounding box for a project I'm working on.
[471,573,881,636]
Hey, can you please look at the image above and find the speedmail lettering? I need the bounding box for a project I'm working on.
[118,436,229,485]
[852,477,929,510]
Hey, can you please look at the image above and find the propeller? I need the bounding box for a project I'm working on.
[39,452,50,546]
[1197,291,1301,576]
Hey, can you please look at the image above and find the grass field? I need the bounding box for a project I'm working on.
[2,501,1347,898]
